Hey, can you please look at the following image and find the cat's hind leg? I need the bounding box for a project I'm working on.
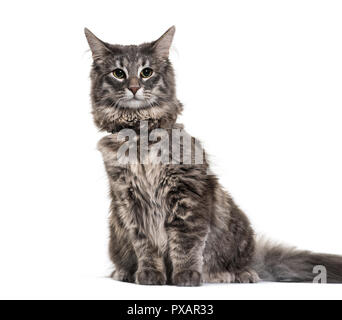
[234,268,260,283]
[202,272,236,284]
[202,269,259,284]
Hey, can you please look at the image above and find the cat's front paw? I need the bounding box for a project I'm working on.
[173,270,202,287]
[136,269,166,286]
[111,269,135,283]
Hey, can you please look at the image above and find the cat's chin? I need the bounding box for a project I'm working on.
[120,98,151,109]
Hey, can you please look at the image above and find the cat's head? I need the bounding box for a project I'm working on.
[85,26,182,132]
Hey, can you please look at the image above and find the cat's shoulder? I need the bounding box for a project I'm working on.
[97,134,123,154]
[172,123,184,130]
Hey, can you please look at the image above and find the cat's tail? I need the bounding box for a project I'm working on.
[252,237,342,283]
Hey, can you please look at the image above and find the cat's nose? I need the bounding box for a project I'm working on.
[129,86,140,95]
[128,77,140,95]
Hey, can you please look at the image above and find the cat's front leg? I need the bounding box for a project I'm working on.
[130,230,167,286]
[166,199,209,287]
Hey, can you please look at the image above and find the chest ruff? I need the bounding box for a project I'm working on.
[98,134,171,253]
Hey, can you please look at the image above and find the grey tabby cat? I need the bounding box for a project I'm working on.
[85,26,342,286]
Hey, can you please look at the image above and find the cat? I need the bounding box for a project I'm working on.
[85,26,342,286]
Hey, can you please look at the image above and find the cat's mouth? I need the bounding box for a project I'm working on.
[131,96,143,101]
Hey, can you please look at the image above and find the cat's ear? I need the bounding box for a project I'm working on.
[84,28,112,61]
[152,26,175,59]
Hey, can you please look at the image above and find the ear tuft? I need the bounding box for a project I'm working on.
[153,26,176,59]
[84,28,111,61]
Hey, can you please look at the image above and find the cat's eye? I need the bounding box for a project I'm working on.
[112,68,126,80]
[140,68,153,79]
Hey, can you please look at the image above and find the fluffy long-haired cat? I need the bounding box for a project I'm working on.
[85,26,342,286]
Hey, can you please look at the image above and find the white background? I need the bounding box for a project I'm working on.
[0,0,341,300]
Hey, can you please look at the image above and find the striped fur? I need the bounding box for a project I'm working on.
[85,27,342,285]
